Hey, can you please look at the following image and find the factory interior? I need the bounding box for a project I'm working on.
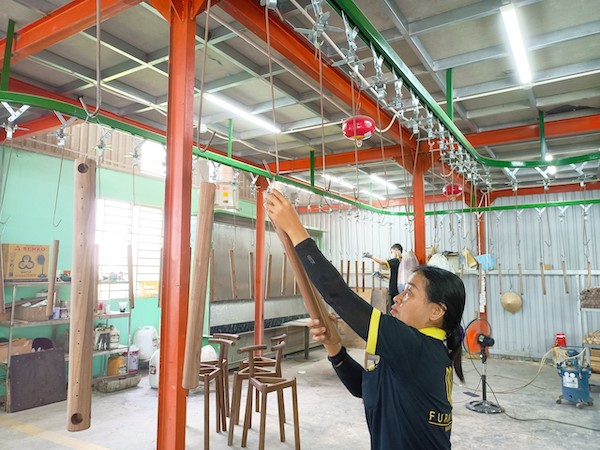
[0,0,599,449]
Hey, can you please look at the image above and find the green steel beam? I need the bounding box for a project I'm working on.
[309,149,315,187]
[326,0,600,169]
[2,90,597,215]
[0,20,15,91]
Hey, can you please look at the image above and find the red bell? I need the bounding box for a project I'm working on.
[342,115,375,147]
[442,184,463,199]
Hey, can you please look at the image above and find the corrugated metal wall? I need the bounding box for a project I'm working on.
[301,191,600,359]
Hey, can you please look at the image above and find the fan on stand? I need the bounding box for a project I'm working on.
[464,318,504,414]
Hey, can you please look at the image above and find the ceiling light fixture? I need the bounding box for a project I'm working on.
[501,5,532,84]
[204,93,281,134]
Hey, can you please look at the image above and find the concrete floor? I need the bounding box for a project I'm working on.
[1,348,599,449]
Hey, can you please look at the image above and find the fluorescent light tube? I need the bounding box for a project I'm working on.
[501,5,532,84]
[204,93,281,134]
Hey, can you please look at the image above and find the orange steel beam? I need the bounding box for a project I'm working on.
[0,0,142,66]
[491,180,600,202]
[412,162,427,263]
[219,0,415,153]
[157,2,205,449]
[254,179,267,347]
[465,113,600,147]
[269,145,403,174]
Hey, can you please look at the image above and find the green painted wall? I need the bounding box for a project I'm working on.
[0,149,165,392]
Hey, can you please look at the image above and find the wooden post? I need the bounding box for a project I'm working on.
[248,251,254,299]
[128,244,135,309]
[67,158,96,432]
[354,260,358,291]
[182,182,215,390]
[229,249,238,299]
[273,226,340,345]
[587,261,592,289]
[281,252,287,295]
[45,240,59,318]
[264,254,272,299]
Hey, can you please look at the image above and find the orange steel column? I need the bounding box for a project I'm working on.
[254,180,266,346]
[412,166,427,264]
[157,3,199,449]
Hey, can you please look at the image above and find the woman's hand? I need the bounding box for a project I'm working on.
[265,188,309,246]
[309,314,342,357]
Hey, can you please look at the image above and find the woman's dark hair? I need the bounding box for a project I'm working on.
[412,265,466,382]
[391,243,403,252]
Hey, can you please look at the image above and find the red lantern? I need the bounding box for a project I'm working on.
[342,115,375,147]
[442,184,463,199]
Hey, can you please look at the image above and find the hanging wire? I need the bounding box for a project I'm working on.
[51,146,66,227]
[318,44,327,187]
[0,141,14,227]
[264,3,280,174]
[79,0,102,119]
[195,0,213,153]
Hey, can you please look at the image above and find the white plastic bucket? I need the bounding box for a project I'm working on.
[133,326,159,360]
[149,348,160,389]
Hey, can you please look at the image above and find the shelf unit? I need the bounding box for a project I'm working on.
[0,281,132,409]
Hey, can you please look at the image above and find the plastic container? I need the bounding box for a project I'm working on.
[107,354,127,376]
[133,326,159,360]
[149,349,160,389]
[556,333,567,347]
[128,345,139,373]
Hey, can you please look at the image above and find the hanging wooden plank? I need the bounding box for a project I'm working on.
[361,261,365,292]
[248,251,254,299]
[273,226,341,345]
[587,261,592,289]
[264,253,272,298]
[229,249,238,299]
[182,182,215,390]
[209,248,215,302]
[45,240,59,318]
[281,252,287,295]
[127,244,135,309]
[354,260,359,290]
[561,260,569,294]
[498,262,503,294]
[345,260,350,285]
[540,262,547,296]
[67,158,96,432]
[518,263,524,296]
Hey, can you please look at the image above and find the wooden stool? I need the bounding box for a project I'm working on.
[241,342,300,450]
[210,333,240,417]
[198,363,225,450]
[228,335,287,446]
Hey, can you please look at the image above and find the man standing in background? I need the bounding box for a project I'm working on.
[363,243,403,312]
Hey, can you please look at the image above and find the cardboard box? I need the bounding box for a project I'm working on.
[0,338,33,362]
[2,244,50,282]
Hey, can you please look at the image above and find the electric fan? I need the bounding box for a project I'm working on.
[464,318,504,414]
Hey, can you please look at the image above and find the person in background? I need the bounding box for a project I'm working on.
[265,188,465,450]
[363,244,403,312]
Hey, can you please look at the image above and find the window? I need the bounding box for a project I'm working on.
[96,198,163,300]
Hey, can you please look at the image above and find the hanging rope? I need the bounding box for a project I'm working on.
[51,146,66,227]
[79,0,102,119]
[558,206,570,294]
[536,207,547,295]
[0,141,14,228]
[514,190,524,296]
[195,0,212,152]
